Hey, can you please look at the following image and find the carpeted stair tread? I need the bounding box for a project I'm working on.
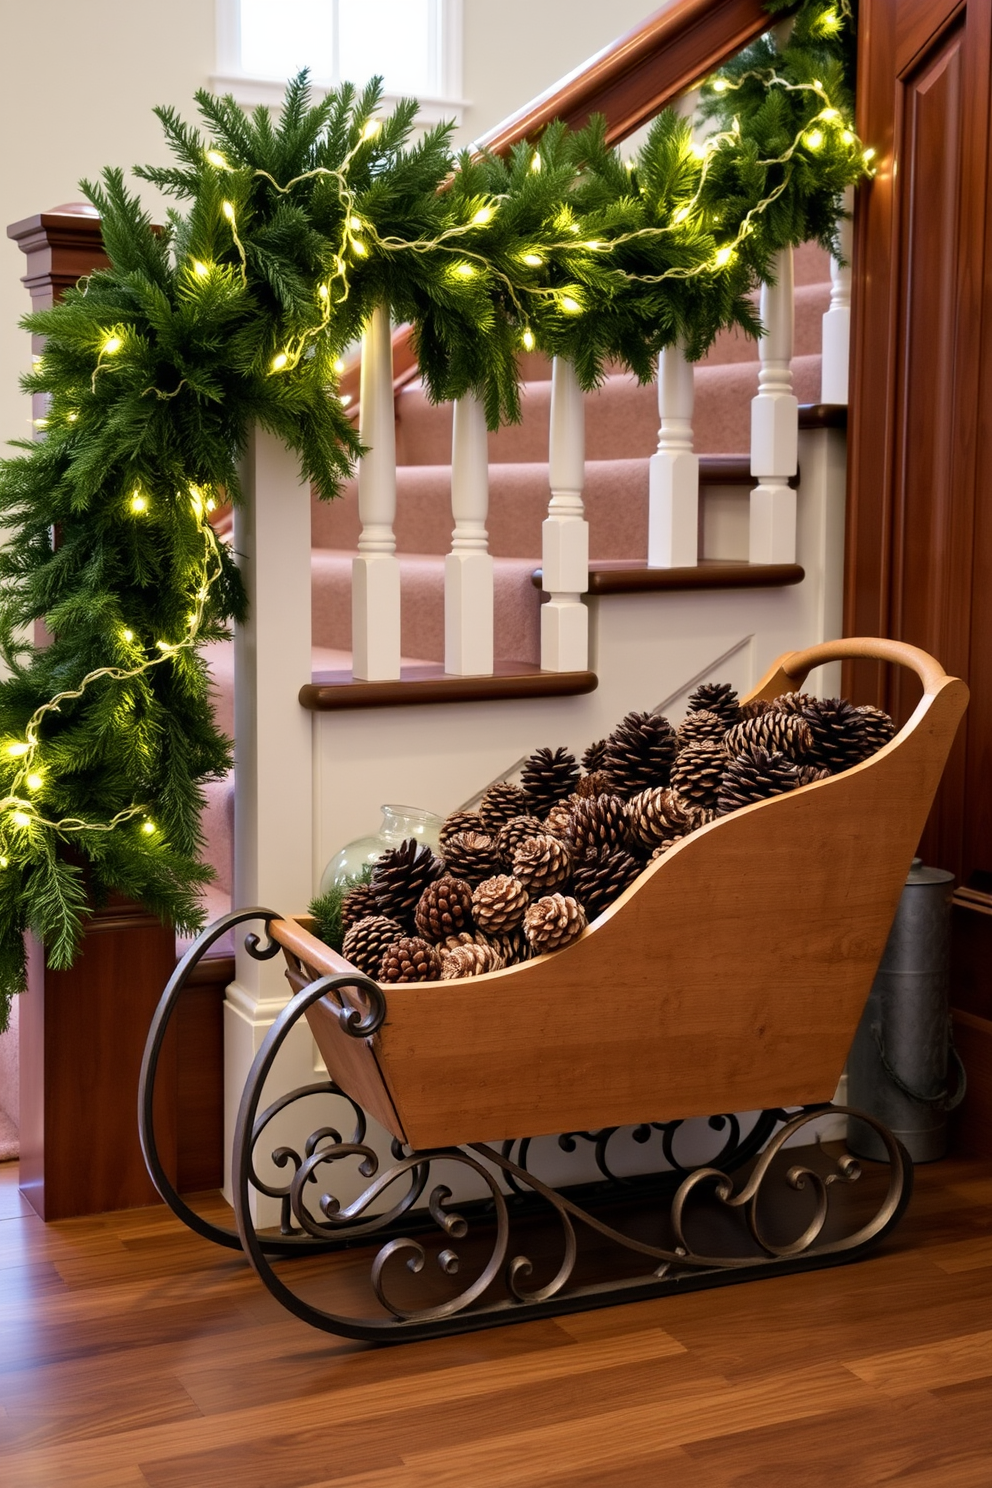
[396,353,822,466]
[312,549,541,665]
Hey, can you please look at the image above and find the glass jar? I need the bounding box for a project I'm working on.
[318,804,444,896]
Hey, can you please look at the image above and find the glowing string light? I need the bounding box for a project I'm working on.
[130,492,148,514]
[521,328,535,351]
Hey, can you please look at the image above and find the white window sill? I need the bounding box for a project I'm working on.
[209,74,467,127]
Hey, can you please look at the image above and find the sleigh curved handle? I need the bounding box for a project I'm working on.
[754,637,954,701]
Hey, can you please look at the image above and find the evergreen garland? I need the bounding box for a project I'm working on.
[0,0,865,1028]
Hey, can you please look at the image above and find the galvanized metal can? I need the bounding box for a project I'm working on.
[847,858,963,1163]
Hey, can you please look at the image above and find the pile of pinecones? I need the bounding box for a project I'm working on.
[339,683,894,985]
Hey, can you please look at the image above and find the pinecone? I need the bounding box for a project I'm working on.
[574,769,611,799]
[677,709,727,749]
[716,745,801,815]
[572,848,642,919]
[441,930,489,952]
[724,712,813,761]
[512,834,572,893]
[521,747,580,817]
[371,839,444,930]
[524,893,587,954]
[543,801,575,841]
[796,764,832,786]
[472,874,529,934]
[341,881,377,930]
[378,936,443,983]
[582,739,609,772]
[483,925,532,966]
[602,712,677,794]
[686,681,740,727]
[626,787,691,852]
[681,802,717,831]
[415,874,474,942]
[479,781,530,832]
[439,810,485,852]
[856,704,897,756]
[773,691,818,714]
[739,697,774,719]
[670,741,729,810]
[651,834,687,860]
[342,915,405,977]
[441,941,505,979]
[801,697,871,773]
[494,814,546,864]
[565,794,630,855]
[441,830,499,885]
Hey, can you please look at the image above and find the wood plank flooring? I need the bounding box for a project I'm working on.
[1,1153,990,1487]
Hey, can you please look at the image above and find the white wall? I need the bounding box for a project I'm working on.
[0,0,659,455]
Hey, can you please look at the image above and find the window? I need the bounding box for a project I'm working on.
[214,0,465,125]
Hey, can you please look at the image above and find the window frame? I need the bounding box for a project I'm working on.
[213,0,466,126]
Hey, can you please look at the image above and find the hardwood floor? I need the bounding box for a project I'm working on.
[1,1154,990,1487]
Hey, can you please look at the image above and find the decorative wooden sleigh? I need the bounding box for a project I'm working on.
[139,638,968,1342]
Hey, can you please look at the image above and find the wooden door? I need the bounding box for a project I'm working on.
[845,0,992,1152]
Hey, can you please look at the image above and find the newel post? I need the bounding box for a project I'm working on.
[749,245,798,563]
[226,426,314,1214]
[541,356,589,672]
[352,305,401,681]
[445,391,494,675]
[648,341,699,566]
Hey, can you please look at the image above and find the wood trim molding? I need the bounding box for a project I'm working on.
[798,403,848,429]
[532,561,806,594]
[300,662,597,711]
[7,204,108,314]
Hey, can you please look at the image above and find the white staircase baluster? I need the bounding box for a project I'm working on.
[821,186,854,404]
[352,305,401,680]
[648,340,699,566]
[445,392,494,675]
[541,356,589,672]
[749,245,798,564]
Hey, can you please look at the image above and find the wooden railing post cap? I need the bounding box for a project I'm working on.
[7,201,101,248]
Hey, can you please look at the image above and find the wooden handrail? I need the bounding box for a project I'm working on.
[478,0,772,154]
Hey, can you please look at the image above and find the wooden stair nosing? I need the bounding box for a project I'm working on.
[299,661,598,711]
[531,561,806,595]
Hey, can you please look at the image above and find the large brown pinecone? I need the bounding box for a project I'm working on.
[574,769,611,799]
[801,697,871,773]
[626,787,691,851]
[415,874,474,942]
[686,681,740,727]
[670,741,729,810]
[855,704,897,756]
[441,941,505,979]
[565,794,630,855]
[543,801,575,841]
[472,874,529,933]
[676,708,726,749]
[681,801,717,831]
[773,690,818,715]
[478,782,530,832]
[342,915,405,977]
[521,747,580,817]
[483,925,532,966]
[724,711,813,761]
[796,763,832,786]
[739,697,774,720]
[341,881,377,930]
[378,936,442,983]
[495,815,547,864]
[512,834,572,893]
[523,893,587,953]
[602,711,677,794]
[582,738,609,772]
[716,745,801,815]
[572,848,642,919]
[371,839,444,929]
[441,830,499,885]
[439,810,484,852]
